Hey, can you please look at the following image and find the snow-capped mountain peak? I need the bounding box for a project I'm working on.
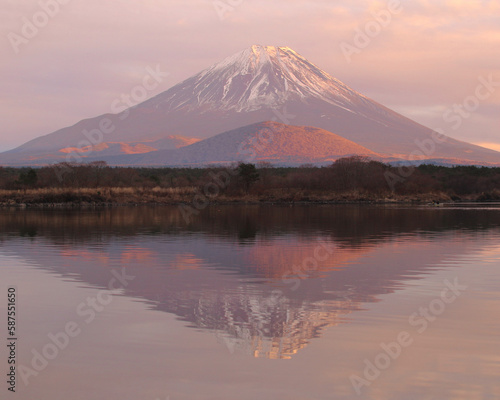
[151,45,367,113]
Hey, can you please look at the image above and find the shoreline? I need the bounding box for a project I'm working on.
[3,202,500,210]
[0,187,496,208]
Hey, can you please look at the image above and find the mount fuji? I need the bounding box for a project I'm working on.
[2,45,500,166]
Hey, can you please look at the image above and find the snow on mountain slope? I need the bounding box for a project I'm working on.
[149,45,369,113]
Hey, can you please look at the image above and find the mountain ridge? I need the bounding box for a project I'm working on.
[2,44,500,166]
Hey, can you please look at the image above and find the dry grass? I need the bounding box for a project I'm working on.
[0,186,198,205]
[0,186,476,207]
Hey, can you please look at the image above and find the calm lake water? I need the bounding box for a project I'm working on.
[1,205,499,400]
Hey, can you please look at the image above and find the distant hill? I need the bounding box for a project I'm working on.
[86,121,380,166]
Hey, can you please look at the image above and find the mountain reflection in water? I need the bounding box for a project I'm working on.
[1,205,499,360]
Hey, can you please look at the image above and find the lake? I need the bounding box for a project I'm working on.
[1,205,499,399]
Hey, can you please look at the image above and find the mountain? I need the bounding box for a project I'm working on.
[2,44,500,166]
[91,121,380,166]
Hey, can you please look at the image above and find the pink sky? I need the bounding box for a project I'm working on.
[1,0,499,152]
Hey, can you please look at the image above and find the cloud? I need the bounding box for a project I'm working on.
[475,143,500,152]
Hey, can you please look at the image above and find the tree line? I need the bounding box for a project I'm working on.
[1,157,499,201]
